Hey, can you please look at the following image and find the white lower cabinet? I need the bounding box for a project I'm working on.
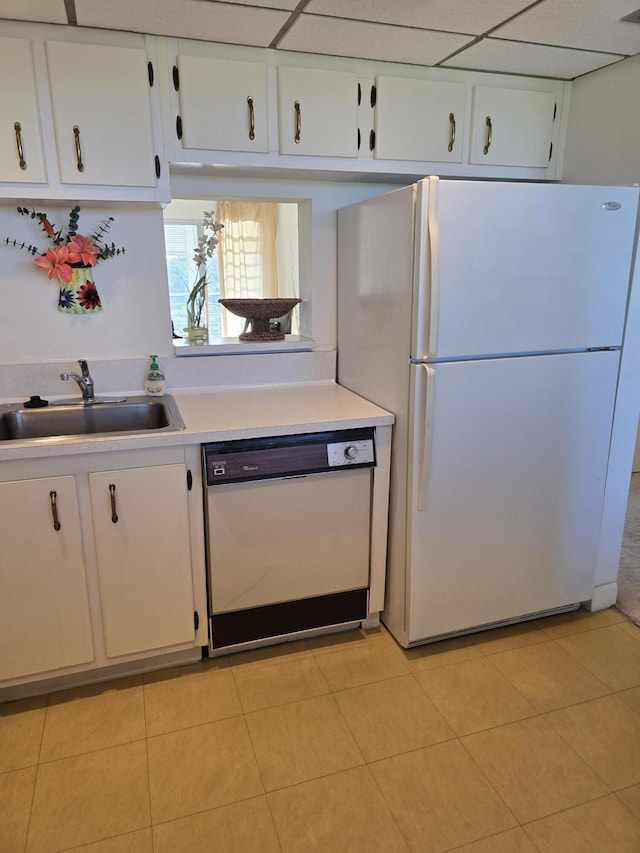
[0,450,203,689]
[89,464,195,658]
[0,476,93,681]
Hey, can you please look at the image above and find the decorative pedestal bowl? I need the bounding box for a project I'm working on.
[218,298,301,341]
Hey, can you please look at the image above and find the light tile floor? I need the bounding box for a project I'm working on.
[2,606,640,852]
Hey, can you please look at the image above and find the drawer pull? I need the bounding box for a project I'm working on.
[294,100,301,144]
[483,115,492,155]
[14,122,27,170]
[109,483,119,523]
[49,490,61,531]
[73,125,85,172]
[247,96,255,141]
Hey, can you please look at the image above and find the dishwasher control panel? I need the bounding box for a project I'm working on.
[203,427,376,485]
[327,438,375,467]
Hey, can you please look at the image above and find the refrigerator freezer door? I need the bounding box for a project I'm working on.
[406,352,618,643]
[413,179,639,360]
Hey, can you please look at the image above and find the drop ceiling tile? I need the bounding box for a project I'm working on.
[279,15,473,65]
[74,0,289,47]
[443,37,624,79]
[495,0,640,56]
[306,0,534,36]
[0,0,68,24]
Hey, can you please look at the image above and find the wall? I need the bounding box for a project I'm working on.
[562,52,640,600]
[0,175,401,400]
[563,53,640,186]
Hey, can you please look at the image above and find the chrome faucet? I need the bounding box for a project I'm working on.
[60,359,95,403]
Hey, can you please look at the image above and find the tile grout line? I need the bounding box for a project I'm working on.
[140,676,154,848]
[226,661,285,849]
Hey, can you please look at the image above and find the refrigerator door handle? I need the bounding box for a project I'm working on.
[426,175,440,358]
[417,364,436,511]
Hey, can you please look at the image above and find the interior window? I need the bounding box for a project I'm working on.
[163,198,299,342]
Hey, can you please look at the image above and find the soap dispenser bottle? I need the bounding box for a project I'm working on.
[145,355,166,396]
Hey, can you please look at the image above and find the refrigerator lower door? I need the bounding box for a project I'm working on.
[406,351,619,644]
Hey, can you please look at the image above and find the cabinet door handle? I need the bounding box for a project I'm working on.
[49,490,61,531]
[247,96,255,141]
[294,100,301,144]
[447,112,456,153]
[483,115,492,155]
[109,483,119,523]
[14,122,27,170]
[73,125,85,172]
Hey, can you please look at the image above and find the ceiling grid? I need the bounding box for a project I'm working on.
[1,0,639,78]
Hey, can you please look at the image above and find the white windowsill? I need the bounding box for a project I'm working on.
[173,335,315,356]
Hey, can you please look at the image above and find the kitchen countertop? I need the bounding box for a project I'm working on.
[0,382,394,462]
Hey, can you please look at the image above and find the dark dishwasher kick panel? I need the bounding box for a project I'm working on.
[203,427,376,485]
[202,427,377,653]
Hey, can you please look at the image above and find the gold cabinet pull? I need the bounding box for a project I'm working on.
[49,490,61,531]
[73,125,85,172]
[247,96,255,141]
[294,100,301,144]
[483,115,492,155]
[109,483,119,524]
[14,122,27,170]
[447,112,456,153]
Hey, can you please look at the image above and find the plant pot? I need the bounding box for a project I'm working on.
[58,267,102,314]
[183,325,209,344]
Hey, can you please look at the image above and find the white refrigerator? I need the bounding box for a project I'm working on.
[337,176,639,647]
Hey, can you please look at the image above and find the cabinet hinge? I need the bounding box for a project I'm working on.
[176,115,183,141]
[186,469,193,491]
[553,102,557,121]
[172,64,180,91]
[194,610,200,630]
[147,61,154,87]
[357,128,361,150]
[155,155,161,179]
[369,129,376,151]
[549,142,553,162]
[357,83,361,106]
[370,85,377,108]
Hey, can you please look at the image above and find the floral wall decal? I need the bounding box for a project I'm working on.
[5,206,125,314]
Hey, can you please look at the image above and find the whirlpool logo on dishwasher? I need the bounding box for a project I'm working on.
[242,464,260,472]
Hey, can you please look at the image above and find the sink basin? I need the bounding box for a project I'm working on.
[0,395,185,442]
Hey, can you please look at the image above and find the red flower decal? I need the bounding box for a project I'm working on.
[77,281,102,310]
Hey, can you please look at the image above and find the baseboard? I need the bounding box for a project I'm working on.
[584,582,618,612]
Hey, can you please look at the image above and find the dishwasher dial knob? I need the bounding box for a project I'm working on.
[344,444,359,460]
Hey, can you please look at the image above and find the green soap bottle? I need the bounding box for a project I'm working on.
[145,355,166,396]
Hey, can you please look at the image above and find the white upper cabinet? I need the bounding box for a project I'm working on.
[469,85,557,168]
[277,66,359,157]
[0,36,46,183]
[374,76,467,163]
[176,54,269,153]
[45,40,157,187]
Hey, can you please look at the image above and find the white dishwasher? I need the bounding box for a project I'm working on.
[202,428,376,652]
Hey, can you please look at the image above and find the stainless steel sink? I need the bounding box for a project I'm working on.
[0,395,185,442]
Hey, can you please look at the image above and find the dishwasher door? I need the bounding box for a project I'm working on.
[207,467,371,612]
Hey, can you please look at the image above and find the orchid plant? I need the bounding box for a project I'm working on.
[5,205,125,285]
[186,210,224,329]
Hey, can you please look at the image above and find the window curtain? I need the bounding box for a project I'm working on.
[216,201,278,336]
